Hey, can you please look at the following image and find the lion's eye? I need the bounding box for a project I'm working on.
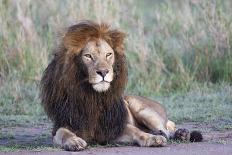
[84,54,93,60]
[106,53,112,58]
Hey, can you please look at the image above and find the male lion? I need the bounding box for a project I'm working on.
[40,20,202,151]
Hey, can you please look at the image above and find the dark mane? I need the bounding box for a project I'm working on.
[40,21,127,143]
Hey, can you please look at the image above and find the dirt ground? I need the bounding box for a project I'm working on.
[1,122,232,155]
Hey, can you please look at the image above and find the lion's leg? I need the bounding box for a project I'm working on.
[116,124,167,147]
[124,96,175,139]
[53,127,87,151]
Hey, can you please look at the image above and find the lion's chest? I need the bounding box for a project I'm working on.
[70,98,127,143]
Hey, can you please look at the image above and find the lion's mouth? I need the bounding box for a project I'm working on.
[92,81,111,92]
[92,80,110,84]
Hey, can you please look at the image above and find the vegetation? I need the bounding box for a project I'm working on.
[0,0,231,129]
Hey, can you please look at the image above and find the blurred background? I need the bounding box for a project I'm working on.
[0,0,231,128]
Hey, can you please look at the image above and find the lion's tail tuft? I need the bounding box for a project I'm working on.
[190,130,203,142]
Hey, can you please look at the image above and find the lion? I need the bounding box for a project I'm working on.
[40,20,202,151]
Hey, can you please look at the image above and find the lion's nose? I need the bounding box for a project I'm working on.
[96,69,109,78]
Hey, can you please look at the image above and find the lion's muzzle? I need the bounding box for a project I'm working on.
[91,69,113,92]
[96,69,109,78]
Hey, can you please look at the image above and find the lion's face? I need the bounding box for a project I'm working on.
[81,39,115,92]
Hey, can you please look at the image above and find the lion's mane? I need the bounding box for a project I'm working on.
[40,21,128,143]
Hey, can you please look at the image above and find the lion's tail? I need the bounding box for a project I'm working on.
[173,128,203,142]
[166,120,203,142]
[190,130,203,142]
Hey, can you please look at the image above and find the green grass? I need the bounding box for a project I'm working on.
[0,145,58,152]
[0,0,232,152]
[153,83,232,124]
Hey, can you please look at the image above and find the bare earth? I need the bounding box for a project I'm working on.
[1,122,232,155]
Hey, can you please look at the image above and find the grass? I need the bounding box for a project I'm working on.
[0,145,58,152]
[153,83,232,124]
[0,0,232,152]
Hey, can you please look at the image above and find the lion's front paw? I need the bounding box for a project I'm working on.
[148,135,167,147]
[63,136,87,151]
[140,134,167,147]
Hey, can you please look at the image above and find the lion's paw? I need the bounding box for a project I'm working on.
[142,134,167,147]
[63,136,87,151]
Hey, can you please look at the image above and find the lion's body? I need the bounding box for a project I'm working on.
[40,21,202,151]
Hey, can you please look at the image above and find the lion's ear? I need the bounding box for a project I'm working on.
[109,30,126,55]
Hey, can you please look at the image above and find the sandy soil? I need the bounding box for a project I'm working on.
[1,122,232,155]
